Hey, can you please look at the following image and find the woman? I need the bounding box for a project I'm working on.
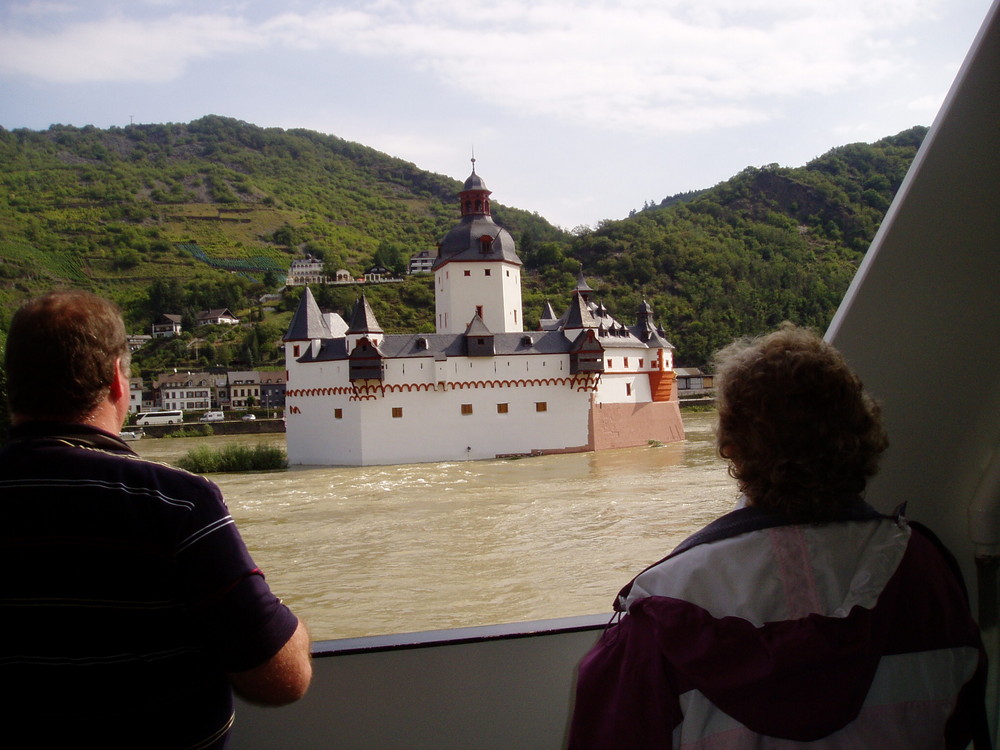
[568,324,988,749]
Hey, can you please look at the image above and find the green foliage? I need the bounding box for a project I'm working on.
[372,241,410,276]
[552,128,927,365]
[0,117,925,372]
[0,116,564,325]
[166,424,215,438]
[176,442,288,473]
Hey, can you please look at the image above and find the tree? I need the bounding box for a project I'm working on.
[148,278,184,314]
[373,241,409,277]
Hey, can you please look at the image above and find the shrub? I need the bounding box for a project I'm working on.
[167,425,214,438]
[177,443,287,473]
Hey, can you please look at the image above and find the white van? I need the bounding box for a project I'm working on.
[200,411,225,422]
[134,410,184,426]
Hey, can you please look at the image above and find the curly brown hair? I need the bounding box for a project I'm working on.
[712,324,888,521]
[5,290,130,422]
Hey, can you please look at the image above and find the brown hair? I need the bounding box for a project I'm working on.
[712,324,888,521]
[5,290,130,421]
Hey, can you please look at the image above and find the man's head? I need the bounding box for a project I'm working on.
[5,290,131,423]
[713,323,888,521]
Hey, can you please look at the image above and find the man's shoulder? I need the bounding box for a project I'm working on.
[103,449,221,498]
[3,427,221,499]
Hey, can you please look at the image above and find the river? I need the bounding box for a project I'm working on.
[135,410,734,641]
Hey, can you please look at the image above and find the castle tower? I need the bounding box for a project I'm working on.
[433,161,523,334]
[283,286,330,362]
[345,293,383,351]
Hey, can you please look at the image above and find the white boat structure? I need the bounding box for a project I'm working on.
[232,2,1000,746]
[118,429,144,442]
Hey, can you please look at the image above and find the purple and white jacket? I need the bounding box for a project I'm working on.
[568,499,988,749]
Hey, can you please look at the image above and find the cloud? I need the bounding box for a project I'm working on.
[0,14,261,82]
[8,0,77,16]
[0,0,949,133]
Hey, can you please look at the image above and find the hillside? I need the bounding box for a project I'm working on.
[0,115,564,327]
[0,116,926,368]
[526,127,926,364]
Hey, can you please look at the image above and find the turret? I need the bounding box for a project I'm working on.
[346,294,384,352]
[283,287,330,362]
[433,160,523,335]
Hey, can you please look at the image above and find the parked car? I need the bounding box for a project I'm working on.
[242,413,256,421]
[200,411,225,422]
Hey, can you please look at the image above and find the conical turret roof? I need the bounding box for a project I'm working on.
[562,292,599,330]
[347,294,383,334]
[284,287,331,341]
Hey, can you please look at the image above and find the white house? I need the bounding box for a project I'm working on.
[128,334,152,351]
[128,377,144,414]
[283,165,684,466]
[408,249,436,274]
[196,308,240,326]
[286,256,328,286]
[157,371,215,411]
[228,370,261,409]
[151,313,182,339]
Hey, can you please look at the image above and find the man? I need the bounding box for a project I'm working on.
[0,290,312,748]
[568,324,988,749]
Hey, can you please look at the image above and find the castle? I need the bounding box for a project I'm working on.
[282,164,684,466]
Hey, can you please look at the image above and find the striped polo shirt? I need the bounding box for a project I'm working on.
[0,422,300,749]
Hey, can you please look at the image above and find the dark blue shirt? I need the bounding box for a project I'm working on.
[0,422,300,748]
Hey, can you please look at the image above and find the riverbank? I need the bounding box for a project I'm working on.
[134,402,713,439]
[131,418,285,439]
[679,397,715,409]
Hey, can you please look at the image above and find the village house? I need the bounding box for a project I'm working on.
[156,371,216,412]
[258,371,287,413]
[138,370,284,414]
[227,370,261,409]
[408,249,436,274]
[674,367,715,395]
[128,377,144,413]
[151,313,182,339]
[196,308,240,326]
[286,256,328,286]
[128,334,152,351]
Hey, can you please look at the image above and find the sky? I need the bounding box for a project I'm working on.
[0,0,994,230]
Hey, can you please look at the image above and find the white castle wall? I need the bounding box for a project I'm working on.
[285,350,598,465]
[593,349,659,404]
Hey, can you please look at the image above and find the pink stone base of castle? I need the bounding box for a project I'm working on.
[589,400,685,451]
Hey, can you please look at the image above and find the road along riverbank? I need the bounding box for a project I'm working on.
[131,418,285,439]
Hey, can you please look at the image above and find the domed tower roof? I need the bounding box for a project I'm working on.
[464,169,488,191]
[433,160,522,270]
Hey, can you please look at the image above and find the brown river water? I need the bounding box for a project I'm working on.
[135,410,734,641]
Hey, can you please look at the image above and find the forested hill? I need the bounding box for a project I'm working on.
[535,126,926,364]
[0,116,926,367]
[0,115,565,319]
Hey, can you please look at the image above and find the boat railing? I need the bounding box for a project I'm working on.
[230,613,608,749]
